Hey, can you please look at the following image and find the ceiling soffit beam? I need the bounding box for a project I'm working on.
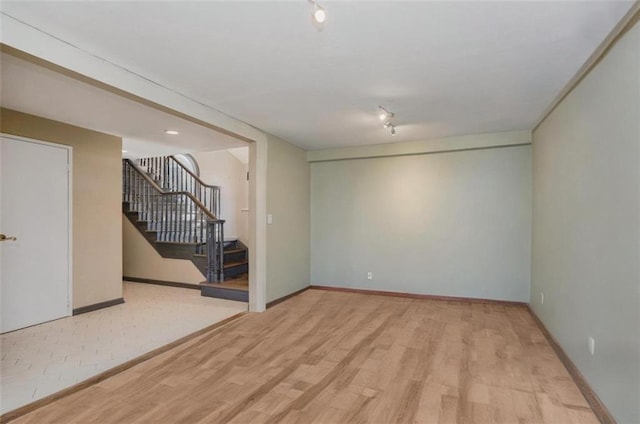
[0,12,266,144]
[533,1,640,132]
[307,130,532,163]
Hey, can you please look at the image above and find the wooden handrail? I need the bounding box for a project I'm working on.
[167,155,220,190]
[137,156,220,218]
[124,159,217,220]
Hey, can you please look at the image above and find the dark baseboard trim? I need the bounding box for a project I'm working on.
[527,306,616,424]
[309,285,528,307]
[72,298,124,316]
[266,286,311,309]
[123,276,200,290]
[0,311,248,423]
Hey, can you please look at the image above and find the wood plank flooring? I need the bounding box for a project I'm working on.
[10,289,598,424]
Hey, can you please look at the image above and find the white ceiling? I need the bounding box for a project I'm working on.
[0,53,247,158]
[1,1,634,150]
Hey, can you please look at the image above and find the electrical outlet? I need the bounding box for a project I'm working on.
[540,291,544,305]
[267,214,273,224]
[367,272,373,280]
[588,337,595,355]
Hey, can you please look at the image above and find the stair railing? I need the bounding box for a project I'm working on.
[207,220,225,283]
[123,159,225,282]
[137,156,220,218]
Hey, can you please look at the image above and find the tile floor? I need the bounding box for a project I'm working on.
[0,282,247,414]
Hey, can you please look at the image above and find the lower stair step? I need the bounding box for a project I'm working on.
[224,261,248,279]
[200,280,248,302]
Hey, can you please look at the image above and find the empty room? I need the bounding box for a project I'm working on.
[0,1,638,423]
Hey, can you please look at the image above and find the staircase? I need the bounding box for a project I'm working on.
[122,156,248,302]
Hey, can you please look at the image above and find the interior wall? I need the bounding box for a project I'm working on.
[531,22,639,424]
[265,134,310,303]
[122,217,204,284]
[191,148,249,245]
[0,108,123,308]
[311,143,532,301]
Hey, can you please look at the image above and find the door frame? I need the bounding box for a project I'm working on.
[1,133,73,318]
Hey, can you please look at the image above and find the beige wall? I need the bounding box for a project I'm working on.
[531,23,639,423]
[0,108,122,308]
[191,149,249,245]
[311,142,532,301]
[122,217,204,284]
[266,134,310,303]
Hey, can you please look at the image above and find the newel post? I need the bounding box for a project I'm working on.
[206,219,225,283]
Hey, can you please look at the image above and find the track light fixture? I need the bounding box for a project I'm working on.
[378,105,394,122]
[309,0,326,29]
[378,105,397,136]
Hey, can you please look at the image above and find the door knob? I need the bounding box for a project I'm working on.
[0,234,17,241]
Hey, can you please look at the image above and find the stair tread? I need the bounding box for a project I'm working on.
[224,261,248,268]
[224,248,247,254]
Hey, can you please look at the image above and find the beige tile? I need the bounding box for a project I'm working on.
[0,282,246,414]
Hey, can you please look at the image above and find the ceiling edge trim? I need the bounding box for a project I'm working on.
[533,1,640,133]
[0,13,265,144]
[306,130,531,163]
[0,44,257,145]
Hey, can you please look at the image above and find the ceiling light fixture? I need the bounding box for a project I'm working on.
[309,0,326,29]
[378,105,394,122]
[165,130,179,135]
[378,105,397,136]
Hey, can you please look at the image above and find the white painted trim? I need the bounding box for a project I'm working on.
[248,140,267,312]
[0,12,266,145]
[307,130,531,162]
[67,146,73,315]
[0,133,73,317]
[533,2,640,131]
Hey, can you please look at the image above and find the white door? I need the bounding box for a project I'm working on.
[0,135,71,333]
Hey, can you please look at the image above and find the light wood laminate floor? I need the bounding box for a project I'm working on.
[12,289,597,424]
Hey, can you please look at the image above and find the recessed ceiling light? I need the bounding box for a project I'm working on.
[165,129,179,135]
[122,150,128,153]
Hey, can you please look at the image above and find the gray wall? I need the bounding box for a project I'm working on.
[266,134,311,303]
[531,23,639,424]
[311,144,532,301]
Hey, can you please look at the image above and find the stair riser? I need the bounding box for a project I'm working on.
[201,286,248,302]
[225,263,248,279]
[224,250,247,263]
